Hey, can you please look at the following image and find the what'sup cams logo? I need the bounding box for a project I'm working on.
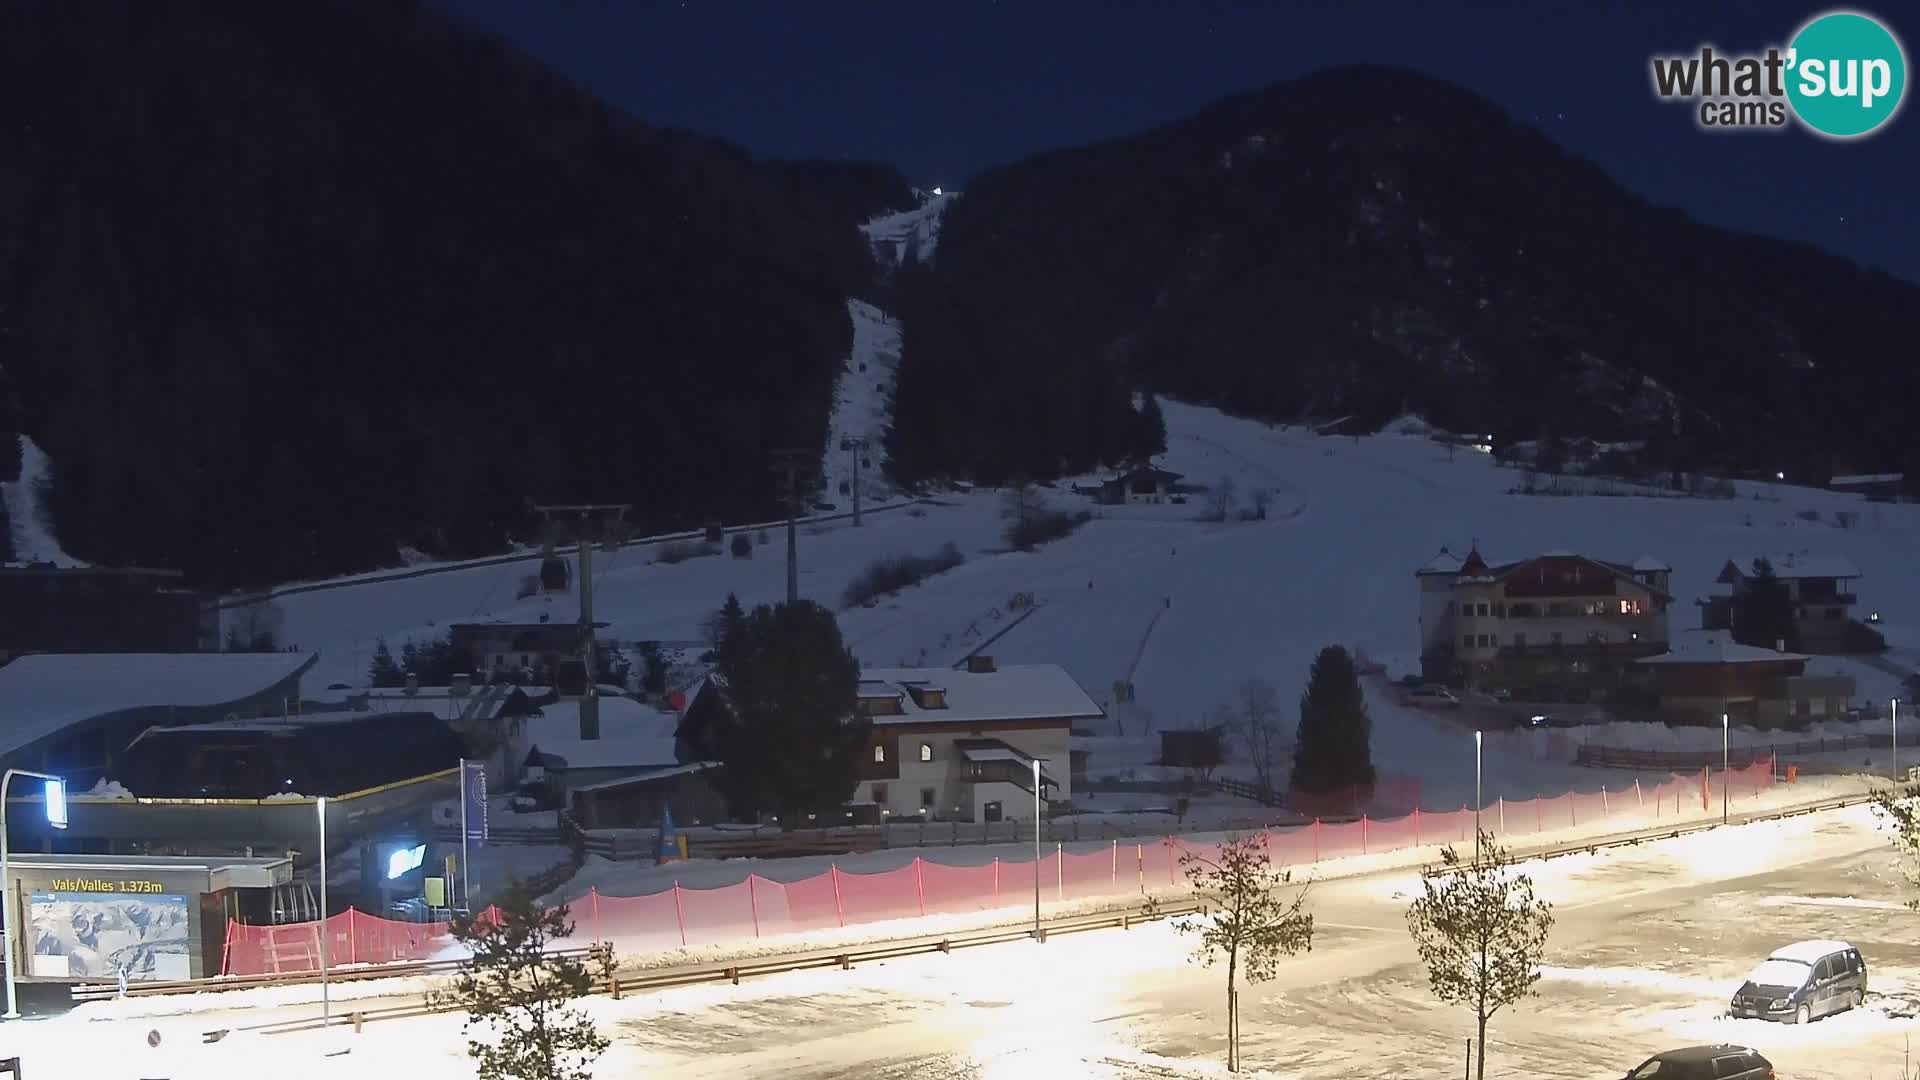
[1650,9,1906,138]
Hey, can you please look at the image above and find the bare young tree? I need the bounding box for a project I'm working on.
[1248,487,1272,519]
[1872,780,1920,907]
[1162,833,1314,1073]
[1207,474,1238,521]
[1230,678,1286,795]
[1405,830,1555,1080]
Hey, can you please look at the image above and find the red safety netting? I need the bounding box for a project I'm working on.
[222,759,1788,976]
[223,909,451,977]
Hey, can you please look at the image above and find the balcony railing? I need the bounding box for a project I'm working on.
[1498,641,1666,658]
[1797,592,1857,606]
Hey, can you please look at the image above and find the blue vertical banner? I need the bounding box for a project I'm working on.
[461,760,489,847]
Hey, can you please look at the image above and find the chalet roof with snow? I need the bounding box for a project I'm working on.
[1418,548,1672,600]
[0,651,318,763]
[1634,635,1808,666]
[524,696,686,770]
[1632,556,1671,572]
[857,664,1104,726]
[1716,554,1861,582]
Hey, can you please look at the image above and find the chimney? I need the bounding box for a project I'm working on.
[966,655,996,674]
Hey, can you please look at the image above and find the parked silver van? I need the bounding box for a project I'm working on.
[1729,939,1866,1024]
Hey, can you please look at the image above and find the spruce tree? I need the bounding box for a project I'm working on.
[1134,393,1168,460]
[368,637,403,687]
[1289,645,1375,795]
[1731,559,1800,653]
[709,600,864,827]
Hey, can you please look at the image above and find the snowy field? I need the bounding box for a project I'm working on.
[264,399,1920,812]
[21,804,1920,1079]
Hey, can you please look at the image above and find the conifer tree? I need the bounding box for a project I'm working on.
[1289,645,1375,795]
[369,637,404,687]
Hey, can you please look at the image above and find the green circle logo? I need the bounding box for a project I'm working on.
[1786,10,1907,138]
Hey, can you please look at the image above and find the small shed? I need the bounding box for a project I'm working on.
[567,764,727,830]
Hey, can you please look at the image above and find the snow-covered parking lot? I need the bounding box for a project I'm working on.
[16,803,1920,1079]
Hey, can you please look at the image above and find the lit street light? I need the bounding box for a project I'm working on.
[1473,729,1483,865]
[318,794,330,1023]
[1,769,67,1019]
[1032,758,1042,941]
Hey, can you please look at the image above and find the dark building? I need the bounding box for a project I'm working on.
[447,620,600,681]
[0,564,210,661]
[118,710,465,800]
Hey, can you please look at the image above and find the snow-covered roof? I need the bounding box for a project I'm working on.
[526,696,682,770]
[1768,939,1855,964]
[1631,556,1671,572]
[1634,635,1808,666]
[1416,550,1464,576]
[0,651,318,761]
[1724,554,1861,580]
[858,664,1103,726]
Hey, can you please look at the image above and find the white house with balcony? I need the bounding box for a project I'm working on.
[1416,547,1673,702]
[853,656,1102,824]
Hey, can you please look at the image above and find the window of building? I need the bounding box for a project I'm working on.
[873,744,886,763]
[919,743,933,762]
[920,787,936,807]
[1587,630,1607,644]
[1619,599,1640,616]
[872,783,888,804]
[1463,634,1474,650]
[1476,603,1491,617]
[1477,634,1493,648]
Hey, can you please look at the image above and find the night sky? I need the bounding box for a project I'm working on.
[439,1,1917,281]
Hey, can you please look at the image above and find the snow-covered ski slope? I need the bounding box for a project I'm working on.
[1,435,82,566]
[274,398,1920,798]
[860,188,953,267]
[816,299,901,507]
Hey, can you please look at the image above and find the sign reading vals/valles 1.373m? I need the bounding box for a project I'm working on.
[1650,9,1907,138]
[47,878,169,894]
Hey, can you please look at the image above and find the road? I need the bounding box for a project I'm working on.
[611,804,1917,1079]
[17,804,1919,1078]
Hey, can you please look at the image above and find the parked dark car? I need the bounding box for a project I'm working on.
[1730,939,1867,1023]
[1624,1045,1773,1079]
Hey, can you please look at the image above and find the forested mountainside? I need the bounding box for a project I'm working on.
[0,0,908,585]
[885,65,1918,487]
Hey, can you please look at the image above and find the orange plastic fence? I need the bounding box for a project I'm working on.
[221,760,1775,976]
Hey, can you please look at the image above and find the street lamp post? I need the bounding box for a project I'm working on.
[1895,699,1901,784]
[1031,758,1042,940]
[1,769,67,1020]
[1728,711,1743,818]
[317,795,330,1023]
[1473,730,1483,865]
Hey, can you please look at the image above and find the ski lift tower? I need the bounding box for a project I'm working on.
[529,502,630,740]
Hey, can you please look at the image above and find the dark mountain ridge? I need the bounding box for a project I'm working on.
[0,1,911,586]
[886,65,1917,487]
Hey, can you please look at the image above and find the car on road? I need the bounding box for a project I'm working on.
[1623,1044,1774,1079]
[1405,685,1460,708]
[1729,939,1867,1024]
[1522,712,1576,729]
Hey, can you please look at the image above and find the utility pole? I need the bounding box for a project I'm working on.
[770,449,813,605]
[530,502,630,740]
[841,436,870,527]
